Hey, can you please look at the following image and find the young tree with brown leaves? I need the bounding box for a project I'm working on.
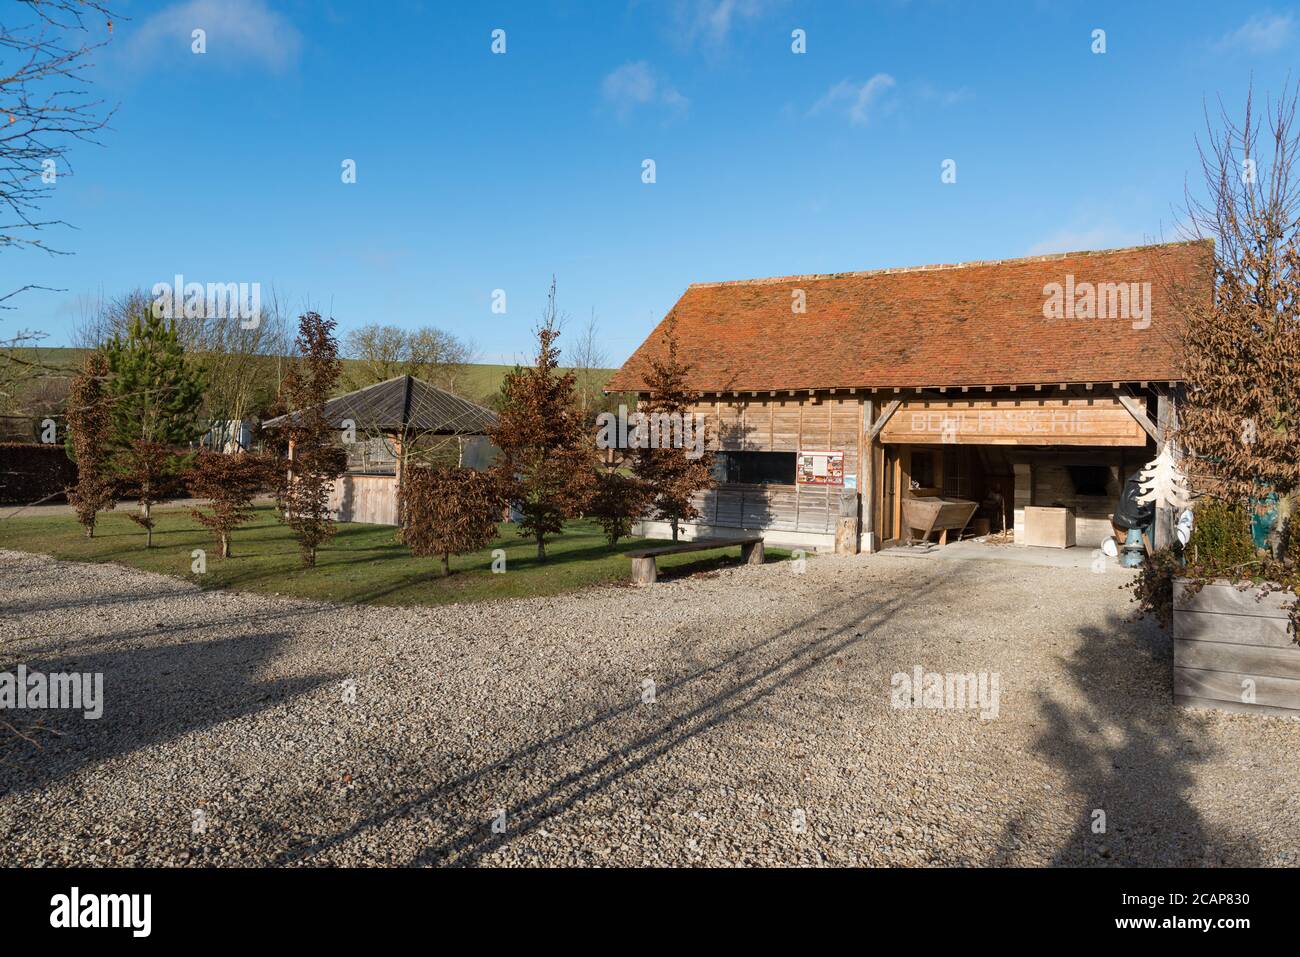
[117,439,170,548]
[488,280,597,561]
[1173,84,1300,556]
[1132,85,1300,639]
[63,351,116,536]
[631,316,714,541]
[271,312,347,567]
[401,465,501,576]
[187,451,272,558]
[588,468,648,546]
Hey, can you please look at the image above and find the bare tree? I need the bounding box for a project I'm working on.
[569,308,608,421]
[0,1,118,416]
[1,1,117,255]
[74,286,291,444]
[342,322,474,393]
[70,287,151,349]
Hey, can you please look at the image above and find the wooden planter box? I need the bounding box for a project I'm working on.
[1174,580,1300,718]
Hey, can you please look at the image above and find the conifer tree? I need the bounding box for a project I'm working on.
[631,316,714,541]
[488,280,597,560]
[64,351,117,537]
[104,308,205,447]
[103,308,204,543]
[271,312,347,567]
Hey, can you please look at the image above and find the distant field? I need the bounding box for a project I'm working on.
[6,346,616,407]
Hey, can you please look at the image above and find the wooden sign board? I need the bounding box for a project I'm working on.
[879,398,1147,447]
[797,449,844,486]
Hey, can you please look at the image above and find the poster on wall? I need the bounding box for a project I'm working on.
[797,449,844,487]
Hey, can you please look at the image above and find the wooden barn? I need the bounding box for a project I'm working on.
[263,374,497,526]
[607,241,1214,554]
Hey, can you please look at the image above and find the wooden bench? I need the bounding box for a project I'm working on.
[625,535,765,584]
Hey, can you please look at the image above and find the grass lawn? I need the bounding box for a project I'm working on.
[0,505,791,606]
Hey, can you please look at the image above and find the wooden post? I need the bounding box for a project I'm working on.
[1155,390,1176,549]
[285,439,296,519]
[862,398,875,551]
[836,490,860,554]
[392,432,404,527]
[631,556,658,584]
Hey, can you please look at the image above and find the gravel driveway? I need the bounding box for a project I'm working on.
[1,546,1297,867]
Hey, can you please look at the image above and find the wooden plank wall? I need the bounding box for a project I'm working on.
[689,395,864,536]
[327,474,399,526]
[1173,581,1300,715]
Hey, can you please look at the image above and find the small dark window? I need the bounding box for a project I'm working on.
[1067,465,1111,496]
[911,450,937,489]
[713,451,796,485]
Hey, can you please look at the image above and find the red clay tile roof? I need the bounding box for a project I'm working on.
[607,240,1213,393]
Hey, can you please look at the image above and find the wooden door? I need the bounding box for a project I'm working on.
[882,446,900,541]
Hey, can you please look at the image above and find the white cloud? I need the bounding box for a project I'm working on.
[809,74,897,127]
[123,0,302,71]
[673,0,782,46]
[1026,225,1145,256]
[601,61,689,119]
[917,82,974,107]
[1214,12,1295,54]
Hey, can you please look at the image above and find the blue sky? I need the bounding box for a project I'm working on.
[6,0,1297,364]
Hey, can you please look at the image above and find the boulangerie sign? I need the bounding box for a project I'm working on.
[879,398,1146,447]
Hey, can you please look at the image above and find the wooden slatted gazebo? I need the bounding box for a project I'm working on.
[263,375,497,525]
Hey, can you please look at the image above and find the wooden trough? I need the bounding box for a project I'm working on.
[900,496,978,546]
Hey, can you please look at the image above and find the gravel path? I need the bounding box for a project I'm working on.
[1,546,1298,867]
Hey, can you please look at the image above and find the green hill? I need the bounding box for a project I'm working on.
[2,346,617,422]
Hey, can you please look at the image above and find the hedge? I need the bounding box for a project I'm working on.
[0,443,77,505]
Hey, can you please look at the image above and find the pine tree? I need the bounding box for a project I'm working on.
[103,308,204,544]
[488,280,597,560]
[64,352,117,537]
[631,316,714,541]
[271,312,347,567]
[104,308,205,447]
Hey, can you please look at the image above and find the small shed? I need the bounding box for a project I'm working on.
[262,374,497,525]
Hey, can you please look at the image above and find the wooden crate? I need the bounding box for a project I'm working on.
[1022,506,1076,548]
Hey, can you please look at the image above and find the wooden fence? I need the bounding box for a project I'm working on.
[327,473,399,526]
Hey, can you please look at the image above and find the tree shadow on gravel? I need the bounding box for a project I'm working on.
[0,625,342,798]
[272,562,977,867]
[6,601,333,659]
[993,611,1262,867]
[0,581,196,617]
